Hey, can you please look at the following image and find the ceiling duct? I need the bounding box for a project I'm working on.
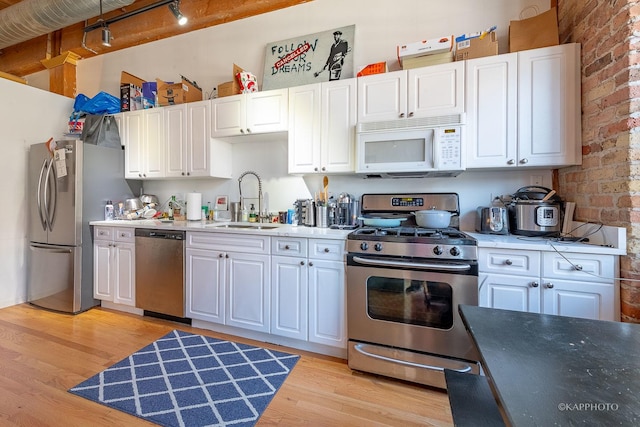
[0,0,135,50]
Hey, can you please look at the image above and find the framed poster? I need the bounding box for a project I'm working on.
[262,25,355,91]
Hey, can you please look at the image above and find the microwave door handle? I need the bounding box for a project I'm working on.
[36,159,48,230]
[432,128,439,169]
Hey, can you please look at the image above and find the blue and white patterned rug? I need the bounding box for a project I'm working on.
[69,329,299,427]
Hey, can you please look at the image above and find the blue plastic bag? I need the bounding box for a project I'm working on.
[79,91,121,115]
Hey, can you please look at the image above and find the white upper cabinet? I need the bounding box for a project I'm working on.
[466,43,581,169]
[288,78,356,174]
[124,109,165,179]
[211,89,288,137]
[357,62,464,123]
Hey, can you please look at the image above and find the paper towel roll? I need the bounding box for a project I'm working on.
[186,193,202,220]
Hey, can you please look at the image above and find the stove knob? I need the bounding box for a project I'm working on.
[360,242,369,251]
[433,246,444,255]
[450,246,461,257]
[374,243,383,252]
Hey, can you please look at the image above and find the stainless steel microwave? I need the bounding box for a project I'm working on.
[355,119,465,177]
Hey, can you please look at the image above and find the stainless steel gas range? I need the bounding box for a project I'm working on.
[346,193,480,389]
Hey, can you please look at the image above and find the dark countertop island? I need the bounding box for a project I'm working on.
[459,305,640,426]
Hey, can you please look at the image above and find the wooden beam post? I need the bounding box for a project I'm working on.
[40,51,81,98]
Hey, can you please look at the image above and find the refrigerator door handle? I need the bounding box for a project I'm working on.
[36,159,48,231]
[43,158,57,231]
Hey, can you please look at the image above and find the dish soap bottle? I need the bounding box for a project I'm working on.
[104,200,114,221]
[249,204,257,223]
[241,205,249,222]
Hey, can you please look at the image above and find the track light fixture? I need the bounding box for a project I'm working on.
[84,0,189,48]
[169,1,188,26]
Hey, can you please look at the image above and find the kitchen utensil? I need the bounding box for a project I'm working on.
[476,206,509,234]
[140,194,159,206]
[124,198,143,211]
[508,186,563,237]
[316,205,329,228]
[230,201,241,222]
[414,209,452,229]
[358,215,408,227]
[323,176,329,203]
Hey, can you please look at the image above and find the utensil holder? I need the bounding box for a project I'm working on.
[316,205,329,228]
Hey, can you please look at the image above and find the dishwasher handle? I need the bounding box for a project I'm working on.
[135,228,185,240]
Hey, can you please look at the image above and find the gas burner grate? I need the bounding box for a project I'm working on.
[354,226,466,239]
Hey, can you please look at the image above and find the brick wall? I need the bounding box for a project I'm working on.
[557,0,639,322]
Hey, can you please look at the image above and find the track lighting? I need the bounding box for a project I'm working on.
[169,1,188,26]
[101,26,111,47]
[84,0,189,48]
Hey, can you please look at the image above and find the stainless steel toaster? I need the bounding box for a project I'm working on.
[476,206,509,234]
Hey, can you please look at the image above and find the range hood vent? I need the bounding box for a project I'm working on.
[0,0,135,50]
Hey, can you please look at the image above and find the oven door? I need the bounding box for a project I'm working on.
[347,254,479,362]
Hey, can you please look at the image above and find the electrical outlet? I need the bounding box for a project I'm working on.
[531,175,543,186]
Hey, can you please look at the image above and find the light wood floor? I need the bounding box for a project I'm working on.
[0,303,454,426]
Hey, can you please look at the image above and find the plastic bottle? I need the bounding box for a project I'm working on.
[249,204,257,222]
[168,196,175,220]
[241,206,249,222]
[104,200,114,221]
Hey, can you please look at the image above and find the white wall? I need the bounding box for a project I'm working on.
[27,0,554,231]
[0,78,73,308]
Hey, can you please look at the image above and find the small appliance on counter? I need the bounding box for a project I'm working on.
[476,206,509,235]
[506,186,564,237]
[295,199,315,226]
[331,192,361,229]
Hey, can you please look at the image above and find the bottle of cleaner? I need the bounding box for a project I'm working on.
[241,206,249,222]
[249,204,257,223]
[104,200,114,221]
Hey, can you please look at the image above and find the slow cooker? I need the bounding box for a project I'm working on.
[508,186,563,237]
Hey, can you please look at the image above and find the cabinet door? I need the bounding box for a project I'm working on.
[164,104,187,178]
[466,53,518,168]
[541,279,614,321]
[143,108,165,178]
[187,100,211,176]
[211,95,245,137]
[123,110,145,179]
[288,83,321,174]
[113,242,135,306]
[321,78,356,172]
[518,43,581,167]
[93,240,113,301]
[246,89,288,133]
[226,252,271,333]
[271,256,308,340]
[186,248,225,323]
[308,259,346,348]
[357,69,407,122]
[479,272,541,313]
[408,62,464,118]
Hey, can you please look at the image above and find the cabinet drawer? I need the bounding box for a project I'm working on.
[542,252,614,283]
[94,226,114,240]
[113,227,135,243]
[187,232,270,254]
[309,239,344,261]
[479,248,540,275]
[272,237,308,257]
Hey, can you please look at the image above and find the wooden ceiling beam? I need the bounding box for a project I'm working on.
[0,0,312,78]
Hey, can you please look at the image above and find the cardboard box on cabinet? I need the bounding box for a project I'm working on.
[120,71,145,112]
[217,64,245,98]
[156,76,203,106]
[509,7,559,52]
[455,31,499,61]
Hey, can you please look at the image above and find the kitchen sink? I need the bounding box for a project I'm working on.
[204,223,280,230]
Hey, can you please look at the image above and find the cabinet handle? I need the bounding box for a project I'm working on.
[225,254,229,258]
[545,282,554,289]
[324,248,330,253]
[187,172,190,176]
[138,173,143,178]
[246,128,251,133]
[284,245,290,250]
[531,282,539,288]
[504,259,513,265]
[520,158,529,164]
[321,166,326,171]
[219,253,224,258]
[309,261,314,267]
[181,172,185,176]
[507,159,516,165]
[408,112,414,117]
[240,129,245,134]
[300,261,305,266]
[574,264,583,271]
[399,112,405,118]
[314,167,319,172]
[120,233,126,237]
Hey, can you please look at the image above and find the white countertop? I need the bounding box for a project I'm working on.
[90,220,352,240]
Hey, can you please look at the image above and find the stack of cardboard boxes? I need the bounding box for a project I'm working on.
[396,36,455,70]
[120,71,203,111]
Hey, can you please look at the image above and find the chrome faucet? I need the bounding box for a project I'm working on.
[238,171,263,219]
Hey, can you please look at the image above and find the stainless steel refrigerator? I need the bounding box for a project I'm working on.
[27,140,141,314]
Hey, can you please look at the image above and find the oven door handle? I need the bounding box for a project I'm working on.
[353,343,473,373]
[352,256,472,271]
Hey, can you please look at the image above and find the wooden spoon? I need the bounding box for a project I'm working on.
[542,190,556,201]
[323,176,329,203]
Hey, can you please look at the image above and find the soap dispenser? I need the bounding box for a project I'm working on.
[249,204,257,223]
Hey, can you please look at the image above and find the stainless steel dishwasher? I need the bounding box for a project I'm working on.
[135,228,186,319]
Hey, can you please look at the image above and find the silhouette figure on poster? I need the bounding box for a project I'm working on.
[314,31,350,80]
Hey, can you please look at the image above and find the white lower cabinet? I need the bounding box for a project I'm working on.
[270,237,346,348]
[478,248,616,321]
[93,226,136,306]
[186,232,271,333]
